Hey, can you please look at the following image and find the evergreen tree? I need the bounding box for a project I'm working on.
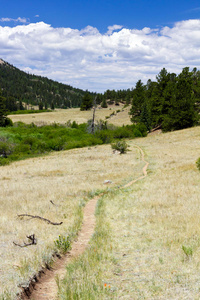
[130,80,145,122]
[51,101,55,110]
[39,101,43,110]
[45,101,48,110]
[101,98,108,108]
[162,70,197,131]
[0,92,7,126]
[80,93,93,111]
[140,100,151,132]
[150,68,171,127]
[19,100,24,110]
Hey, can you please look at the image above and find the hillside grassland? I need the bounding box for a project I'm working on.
[1,105,200,299]
[58,126,200,299]
[0,142,142,298]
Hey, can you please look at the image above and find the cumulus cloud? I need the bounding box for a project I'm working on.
[0,20,200,92]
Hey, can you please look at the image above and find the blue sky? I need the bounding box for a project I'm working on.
[1,0,200,31]
[0,0,200,92]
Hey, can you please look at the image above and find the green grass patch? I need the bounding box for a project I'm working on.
[57,193,116,300]
[8,109,52,115]
[0,122,147,166]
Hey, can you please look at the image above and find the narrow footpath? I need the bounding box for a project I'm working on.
[21,144,148,300]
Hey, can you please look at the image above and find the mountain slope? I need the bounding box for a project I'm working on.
[0,59,93,111]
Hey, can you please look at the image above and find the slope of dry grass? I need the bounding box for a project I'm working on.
[0,143,141,298]
[58,126,200,299]
[2,101,200,299]
[106,128,200,299]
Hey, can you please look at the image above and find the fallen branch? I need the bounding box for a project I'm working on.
[13,234,37,247]
[17,214,63,225]
[151,124,162,132]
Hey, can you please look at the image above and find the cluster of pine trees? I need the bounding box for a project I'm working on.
[93,67,200,132]
[129,67,200,132]
[95,89,132,107]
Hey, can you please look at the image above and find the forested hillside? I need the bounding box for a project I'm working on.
[0,59,94,111]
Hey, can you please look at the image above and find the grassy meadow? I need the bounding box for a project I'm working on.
[1,107,200,299]
[58,127,200,299]
[8,105,132,127]
[0,141,142,298]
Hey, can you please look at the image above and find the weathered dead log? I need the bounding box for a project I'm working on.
[13,234,37,247]
[151,124,162,132]
[17,214,63,225]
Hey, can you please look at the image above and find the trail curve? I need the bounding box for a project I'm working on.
[20,144,148,300]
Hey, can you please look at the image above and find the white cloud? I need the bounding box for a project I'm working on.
[0,20,200,92]
[0,17,28,23]
[186,7,200,13]
[107,25,123,35]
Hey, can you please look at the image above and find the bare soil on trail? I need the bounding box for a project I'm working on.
[20,145,148,300]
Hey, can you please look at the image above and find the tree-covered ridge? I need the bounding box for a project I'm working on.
[0,59,94,111]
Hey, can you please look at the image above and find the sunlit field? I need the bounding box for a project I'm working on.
[8,105,132,127]
[2,105,200,299]
[0,142,142,298]
[58,126,200,299]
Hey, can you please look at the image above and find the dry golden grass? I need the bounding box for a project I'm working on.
[103,127,200,299]
[58,126,200,300]
[0,143,141,297]
[2,101,200,299]
[8,105,132,127]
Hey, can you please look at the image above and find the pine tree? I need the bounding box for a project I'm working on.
[101,98,108,108]
[80,93,93,111]
[140,100,151,132]
[51,101,55,110]
[0,92,6,127]
[130,80,145,122]
[162,69,197,131]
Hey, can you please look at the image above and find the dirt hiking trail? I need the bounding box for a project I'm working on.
[21,144,148,300]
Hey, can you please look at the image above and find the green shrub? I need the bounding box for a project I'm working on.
[4,117,13,127]
[111,140,129,154]
[112,127,134,139]
[0,157,10,166]
[23,136,38,148]
[182,245,193,257]
[196,158,200,171]
[46,137,66,151]
[54,235,71,254]
[95,130,113,144]
[0,139,14,157]
[134,123,147,137]
[71,121,79,128]
[13,144,31,153]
